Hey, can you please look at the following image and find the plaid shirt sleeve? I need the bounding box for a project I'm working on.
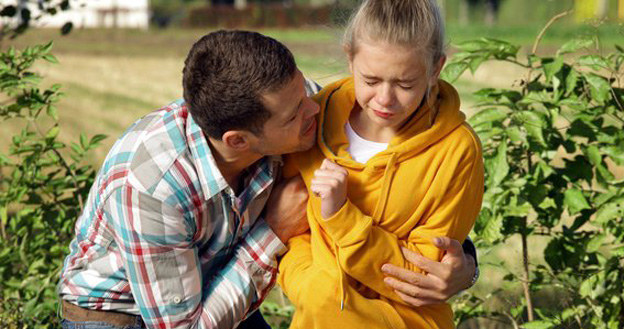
[105,185,285,329]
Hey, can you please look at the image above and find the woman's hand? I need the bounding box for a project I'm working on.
[310,159,348,219]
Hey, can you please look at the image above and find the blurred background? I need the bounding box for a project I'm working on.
[0,1,623,328]
[1,0,622,163]
[1,0,622,164]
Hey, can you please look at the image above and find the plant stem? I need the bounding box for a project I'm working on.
[521,227,534,322]
[522,151,535,322]
[503,311,521,329]
[525,10,572,90]
[531,11,572,55]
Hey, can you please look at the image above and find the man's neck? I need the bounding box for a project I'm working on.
[207,137,262,194]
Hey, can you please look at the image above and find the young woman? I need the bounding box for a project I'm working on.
[277,0,484,328]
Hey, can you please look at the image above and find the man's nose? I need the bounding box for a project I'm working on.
[304,97,320,117]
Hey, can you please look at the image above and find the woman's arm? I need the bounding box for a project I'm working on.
[276,234,315,305]
[310,144,484,305]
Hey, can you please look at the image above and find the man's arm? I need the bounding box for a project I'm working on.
[106,186,285,329]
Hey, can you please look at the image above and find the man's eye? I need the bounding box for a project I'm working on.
[365,80,378,86]
[398,84,413,90]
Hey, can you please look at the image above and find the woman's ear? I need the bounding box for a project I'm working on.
[430,55,447,86]
[222,130,250,151]
[344,44,355,74]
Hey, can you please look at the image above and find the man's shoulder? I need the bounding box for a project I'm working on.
[99,100,193,196]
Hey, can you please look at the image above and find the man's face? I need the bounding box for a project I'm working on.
[249,70,320,155]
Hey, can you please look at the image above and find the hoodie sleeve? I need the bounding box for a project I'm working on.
[276,234,315,305]
[315,130,484,305]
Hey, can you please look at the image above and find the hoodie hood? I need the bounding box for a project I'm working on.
[316,77,465,169]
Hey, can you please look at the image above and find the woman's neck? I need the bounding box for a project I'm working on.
[349,105,395,143]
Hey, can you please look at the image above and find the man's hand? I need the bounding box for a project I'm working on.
[310,159,348,219]
[265,175,310,243]
[381,237,476,307]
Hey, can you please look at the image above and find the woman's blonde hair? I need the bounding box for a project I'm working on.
[343,0,446,76]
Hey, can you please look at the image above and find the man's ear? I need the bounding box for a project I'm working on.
[222,130,251,151]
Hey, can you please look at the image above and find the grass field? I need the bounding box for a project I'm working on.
[2,23,622,328]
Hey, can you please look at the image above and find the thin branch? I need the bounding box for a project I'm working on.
[532,11,573,55]
[502,58,532,69]
[525,10,572,89]
[503,311,521,329]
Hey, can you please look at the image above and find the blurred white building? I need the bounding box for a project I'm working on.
[6,0,149,29]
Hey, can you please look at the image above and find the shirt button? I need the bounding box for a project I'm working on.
[172,296,182,304]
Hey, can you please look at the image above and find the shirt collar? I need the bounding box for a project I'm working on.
[183,103,281,200]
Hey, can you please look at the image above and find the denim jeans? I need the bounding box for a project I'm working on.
[61,310,270,329]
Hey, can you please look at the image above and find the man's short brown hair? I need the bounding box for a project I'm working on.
[182,30,297,139]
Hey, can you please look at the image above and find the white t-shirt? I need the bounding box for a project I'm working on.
[345,121,389,164]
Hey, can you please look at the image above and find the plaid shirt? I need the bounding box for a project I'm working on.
[58,99,286,329]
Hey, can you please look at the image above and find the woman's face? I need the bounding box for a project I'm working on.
[348,40,444,134]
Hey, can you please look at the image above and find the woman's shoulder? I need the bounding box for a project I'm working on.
[311,77,354,105]
[441,122,483,161]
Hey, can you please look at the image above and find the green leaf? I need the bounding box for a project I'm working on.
[488,142,509,186]
[41,41,54,54]
[558,38,594,55]
[594,199,623,225]
[523,320,555,329]
[542,57,564,82]
[479,213,504,243]
[46,106,58,121]
[441,61,469,83]
[468,56,487,74]
[89,134,107,145]
[80,133,88,149]
[534,161,554,180]
[515,111,546,146]
[45,126,59,139]
[603,145,624,165]
[564,69,579,95]
[564,188,590,215]
[468,107,508,127]
[584,73,611,103]
[506,126,526,144]
[42,54,58,64]
[577,55,609,70]
[455,39,488,52]
[586,233,606,252]
[584,145,602,166]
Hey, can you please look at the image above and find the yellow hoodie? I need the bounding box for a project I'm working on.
[278,77,484,329]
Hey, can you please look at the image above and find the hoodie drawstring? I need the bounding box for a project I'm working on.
[372,153,399,222]
[336,247,346,311]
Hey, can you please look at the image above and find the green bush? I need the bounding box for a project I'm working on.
[443,17,624,329]
[0,42,105,329]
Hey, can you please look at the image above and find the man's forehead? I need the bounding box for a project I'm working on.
[262,71,304,115]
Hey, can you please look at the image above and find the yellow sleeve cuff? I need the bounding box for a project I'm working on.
[317,200,373,247]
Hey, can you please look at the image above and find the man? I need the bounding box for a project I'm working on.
[58,30,478,329]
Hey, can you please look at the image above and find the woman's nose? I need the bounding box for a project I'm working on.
[375,84,395,108]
